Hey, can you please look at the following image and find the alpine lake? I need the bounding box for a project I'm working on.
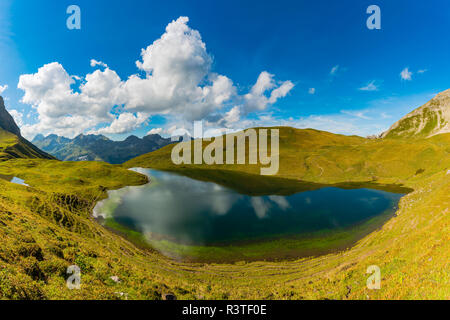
[93,168,410,263]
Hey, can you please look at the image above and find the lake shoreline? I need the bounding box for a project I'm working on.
[92,167,408,264]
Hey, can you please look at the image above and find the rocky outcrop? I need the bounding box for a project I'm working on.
[382,89,450,138]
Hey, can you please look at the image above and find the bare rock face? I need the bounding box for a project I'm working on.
[382,89,450,139]
[0,96,21,136]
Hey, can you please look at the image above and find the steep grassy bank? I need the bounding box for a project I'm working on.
[0,129,54,161]
[0,128,448,299]
[0,160,168,299]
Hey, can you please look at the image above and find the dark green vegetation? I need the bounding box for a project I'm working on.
[32,133,174,164]
[0,129,53,161]
[0,92,448,299]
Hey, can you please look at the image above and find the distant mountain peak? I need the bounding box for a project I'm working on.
[125,135,140,142]
[33,133,45,141]
[382,89,450,139]
[0,96,21,137]
[32,132,174,164]
[0,96,54,161]
[73,133,110,142]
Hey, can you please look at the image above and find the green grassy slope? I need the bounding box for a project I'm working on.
[0,128,448,299]
[382,89,450,138]
[122,127,449,299]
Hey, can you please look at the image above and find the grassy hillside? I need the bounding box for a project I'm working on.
[0,127,448,299]
[0,129,54,161]
[0,159,164,299]
[126,127,450,186]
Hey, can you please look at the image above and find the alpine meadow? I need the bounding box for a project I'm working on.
[0,1,448,304]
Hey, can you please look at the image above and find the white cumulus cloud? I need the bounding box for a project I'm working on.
[147,128,163,135]
[18,62,124,138]
[90,59,108,68]
[121,17,238,120]
[92,112,149,135]
[18,16,293,139]
[243,71,294,113]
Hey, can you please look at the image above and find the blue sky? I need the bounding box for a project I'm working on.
[0,0,449,140]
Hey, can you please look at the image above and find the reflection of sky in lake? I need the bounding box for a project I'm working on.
[97,169,403,246]
[0,175,29,187]
[10,177,29,186]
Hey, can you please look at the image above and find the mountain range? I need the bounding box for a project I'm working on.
[2,88,450,164]
[32,132,175,164]
[0,94,180,165]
